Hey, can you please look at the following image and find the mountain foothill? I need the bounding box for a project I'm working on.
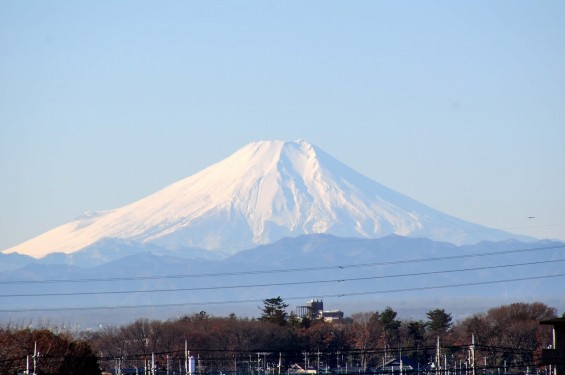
[1,140,563,324]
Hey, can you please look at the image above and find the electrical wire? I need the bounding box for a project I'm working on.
[2,243,563,285]
[1,258,563,298]
[1,272,563,313]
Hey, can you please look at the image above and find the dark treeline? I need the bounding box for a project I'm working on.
[0,301,559,375]
[0,326,99,375]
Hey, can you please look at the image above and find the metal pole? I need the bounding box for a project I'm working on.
[437,336,441,374]
[33,341,37,375]
[337,351,340,374]
[471,335,476,375]
[444,354,447,375]
[400,347,403,375]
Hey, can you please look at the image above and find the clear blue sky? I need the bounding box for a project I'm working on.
[1,1,564,250]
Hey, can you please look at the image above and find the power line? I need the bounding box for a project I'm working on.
[1,272,563,313]
[339,273,565,298]
[1,343,548,363]
[2,243,563,285]
[2,258,563,298]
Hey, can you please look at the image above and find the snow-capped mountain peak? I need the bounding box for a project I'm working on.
[3,140,527,258]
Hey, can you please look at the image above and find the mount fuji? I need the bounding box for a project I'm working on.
[3,140,530,259]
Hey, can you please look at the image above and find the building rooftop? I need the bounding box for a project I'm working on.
[540,317,565,326]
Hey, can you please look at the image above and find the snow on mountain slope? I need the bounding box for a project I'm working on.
[3,140,530,258]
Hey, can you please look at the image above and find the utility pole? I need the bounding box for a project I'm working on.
[257,352,271,373]
[444,354,447,375]
[470,334,476,375]
[185,340,189,375]
[336,351,340,374]
[400,347,403,375]
[436,336,441,374]
[33,341,38,375]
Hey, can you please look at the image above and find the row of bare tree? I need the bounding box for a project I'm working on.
[0,327,99,375]
[85,302,557,374]
[0,302,558,375]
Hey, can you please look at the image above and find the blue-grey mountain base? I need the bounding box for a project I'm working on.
[0,141,562,326]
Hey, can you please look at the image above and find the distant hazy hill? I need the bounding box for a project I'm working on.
[0,235,562,326]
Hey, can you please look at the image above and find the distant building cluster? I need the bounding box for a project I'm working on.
[295,299,344,322]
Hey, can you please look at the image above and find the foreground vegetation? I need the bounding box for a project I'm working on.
[0,301,560,375]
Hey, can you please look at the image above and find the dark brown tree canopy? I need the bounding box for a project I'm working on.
[0,301,559,375]
[0,328,100,375]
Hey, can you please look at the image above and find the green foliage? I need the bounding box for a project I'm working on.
[259,296,289,326]
[370,306,401,347]
[380,306,401,332]
[426,308,453,334]
[406,320,426,343]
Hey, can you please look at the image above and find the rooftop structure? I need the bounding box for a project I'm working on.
[540,318,565,375]
[295,300,344,322]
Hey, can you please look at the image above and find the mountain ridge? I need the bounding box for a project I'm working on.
[3,140,533,259]
[1,235,562,326]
